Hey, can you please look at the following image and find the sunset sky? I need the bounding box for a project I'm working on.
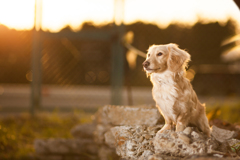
[0,0,239,32]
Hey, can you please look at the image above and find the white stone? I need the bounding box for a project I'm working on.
[211,125,236,143]
[95,105,163,126]
[147,154,164,160]
[139,150,154,160]
[34,139,98,155]
[154,130,219,157]
[110,125,157,159]
[70,123,95,139]
[178,133,190,144]
[104,130,116,148]
[228,138,240,146]
[94,124,113,144]
[183,127,192,135]
[191,131,202,139]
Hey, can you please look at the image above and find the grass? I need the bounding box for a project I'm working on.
[0,103,240,159]
[0,109,92,159]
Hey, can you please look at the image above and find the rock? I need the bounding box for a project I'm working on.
[70,123,95,139]
[34,139,98,155]
[227,138,240,146]
[191,131,203,139]
[139,150,154,160]
[47,138,69,154]
[109,125,226,159]
[145,134,152,140]
[148,154,164,160]
[94,124,113,144]
[98,145,119,160]
[148,154,181,160]
[110,125,161,159]
[211,125,236,143]
[95,105,163,126]
[183,127,192,135]
[206,137,220,153]
[213,154,224,158]
[227,138,240,154]
[178,133,191,144]
[139,136,144,143]
[148,154,163,160]
[34,139,48,154]
[93,105,164,146]
[104,130,115,148]
[154,130,219,157]
[170,132,178,139]
[165,141,175,148]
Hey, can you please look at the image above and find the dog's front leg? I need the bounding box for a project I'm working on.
[158,117,172,133]
[176,116,188,132]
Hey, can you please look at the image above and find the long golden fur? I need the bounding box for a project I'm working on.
[143,43,210,136]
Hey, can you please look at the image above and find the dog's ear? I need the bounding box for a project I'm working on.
[167,43,190,72]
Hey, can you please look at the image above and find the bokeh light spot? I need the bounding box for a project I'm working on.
[26,71,32,82]
[98,71,109,83]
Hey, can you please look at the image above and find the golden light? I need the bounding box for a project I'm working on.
[126,51,137,69]
[186,68,196,81]
[41,0,115,32]
[0,0,35,30]
[124,0,240,28]
[0,0,239,32]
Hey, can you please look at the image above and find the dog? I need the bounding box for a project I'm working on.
[142,43,211,137]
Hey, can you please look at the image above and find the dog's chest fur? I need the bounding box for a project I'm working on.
[150,71,179,122]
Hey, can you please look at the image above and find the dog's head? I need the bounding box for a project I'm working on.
[142,43,190,75]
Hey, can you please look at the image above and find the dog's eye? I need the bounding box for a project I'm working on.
[148,54,150,57]
[157,52,163,56]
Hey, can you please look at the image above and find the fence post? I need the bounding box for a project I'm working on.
[111,24,125,105]
[31,30,42,115]
[31,0,42,115]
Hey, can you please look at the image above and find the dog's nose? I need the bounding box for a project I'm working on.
[142,61,150,68]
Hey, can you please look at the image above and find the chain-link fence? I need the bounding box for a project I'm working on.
[0,2,240,113]
[39,28,121,110]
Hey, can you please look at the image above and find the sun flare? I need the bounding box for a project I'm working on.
[0,0,239,32]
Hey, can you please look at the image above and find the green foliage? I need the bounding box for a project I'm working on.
[0,111,92,159]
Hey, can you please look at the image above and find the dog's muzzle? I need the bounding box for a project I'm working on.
[142,61,150,68]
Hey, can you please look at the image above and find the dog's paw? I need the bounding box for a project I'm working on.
[176,124,186,132]
[157,124,172,134]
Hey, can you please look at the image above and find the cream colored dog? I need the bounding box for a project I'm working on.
[143,43,210,136]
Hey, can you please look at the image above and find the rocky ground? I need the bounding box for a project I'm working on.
[34,105,240,160]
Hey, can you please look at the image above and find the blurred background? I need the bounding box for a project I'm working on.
[0,0,240,113]
[1,0,240,159]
